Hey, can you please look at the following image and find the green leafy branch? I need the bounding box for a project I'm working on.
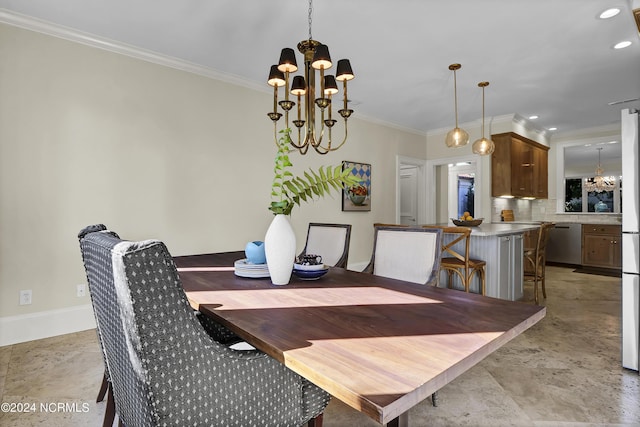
[269,129,360,215]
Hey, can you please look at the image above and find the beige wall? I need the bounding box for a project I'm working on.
[0,23,425,324]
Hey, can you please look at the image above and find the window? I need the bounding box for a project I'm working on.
[564,176,621,213]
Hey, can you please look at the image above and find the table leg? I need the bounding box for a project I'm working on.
[387,412,408,427]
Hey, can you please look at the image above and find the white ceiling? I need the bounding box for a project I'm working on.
[1,0,639,136]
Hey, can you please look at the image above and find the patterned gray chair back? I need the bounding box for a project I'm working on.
[79,227,328,426]
[79,228,156,426]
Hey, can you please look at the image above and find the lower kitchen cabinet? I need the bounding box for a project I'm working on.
[581,224,622,269]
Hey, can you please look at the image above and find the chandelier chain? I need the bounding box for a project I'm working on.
[308,0,313,40]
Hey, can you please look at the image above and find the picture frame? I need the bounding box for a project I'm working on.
[342,161,371,212]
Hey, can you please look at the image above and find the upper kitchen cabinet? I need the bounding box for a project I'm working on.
[491,132,549,198]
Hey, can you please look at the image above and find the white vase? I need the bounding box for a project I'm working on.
[264,214,296,285]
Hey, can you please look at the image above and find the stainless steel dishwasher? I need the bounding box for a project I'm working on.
[546,223,582,265]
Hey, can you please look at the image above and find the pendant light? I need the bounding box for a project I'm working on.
[472,81,495,156]
[445,64,469,148]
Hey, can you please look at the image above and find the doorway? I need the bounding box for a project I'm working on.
[396,156,427,225]
[400,165,418,225]
[448,163,476,219]
[426,155,482,224]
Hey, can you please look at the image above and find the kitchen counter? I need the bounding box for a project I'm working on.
[429,223,540,301]
[469,223,540,237]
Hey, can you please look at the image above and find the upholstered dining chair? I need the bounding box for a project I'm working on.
[364,225,443,286]
[77,224,118,427]
[524,222,556,304]
[78,225,330,427]
[426,226,487,296]
[79,225,244,427]
[298,223,352,268]
[364,225,443,407]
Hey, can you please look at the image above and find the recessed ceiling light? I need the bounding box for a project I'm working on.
[548,127,558,131]
[528,115,539,120]
[599,8,620,19]
[614,41,632,49]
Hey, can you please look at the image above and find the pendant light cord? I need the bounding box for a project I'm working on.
[453,70,459,127]
[481,86,485,138]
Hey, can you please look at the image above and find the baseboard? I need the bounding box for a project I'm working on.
[0,304,96,347]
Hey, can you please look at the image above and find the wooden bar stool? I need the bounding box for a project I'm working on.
[426,226,487,295]
[524,222,555,304]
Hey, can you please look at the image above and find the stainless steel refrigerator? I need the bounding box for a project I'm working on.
[622,108,639,372]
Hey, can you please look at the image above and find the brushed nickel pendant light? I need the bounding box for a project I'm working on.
[445,63,469,148]
[472,81,495,156]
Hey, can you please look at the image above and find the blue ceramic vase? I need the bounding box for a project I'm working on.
[245,241,266,264]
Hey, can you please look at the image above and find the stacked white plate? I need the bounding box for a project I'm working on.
[234,259,270,278]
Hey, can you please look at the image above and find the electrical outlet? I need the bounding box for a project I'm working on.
[77,283,86,297]
[19,290,32,305]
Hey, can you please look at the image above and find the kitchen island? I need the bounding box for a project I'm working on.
[438,223,540,300]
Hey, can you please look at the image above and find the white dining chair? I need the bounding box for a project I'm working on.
[364,226,443,285]
[299,223,352,268]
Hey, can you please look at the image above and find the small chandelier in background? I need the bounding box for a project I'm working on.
[584,147,616,192]
[267,0,354,155]
[472,81,495,156]
[445,63,469,148]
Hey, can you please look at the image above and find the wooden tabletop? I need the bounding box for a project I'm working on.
[175,252,545,425]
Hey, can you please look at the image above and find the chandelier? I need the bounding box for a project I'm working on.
[584,148,616,192]
[267,0,354,154]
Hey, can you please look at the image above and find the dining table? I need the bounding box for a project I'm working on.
[174,251,546,427]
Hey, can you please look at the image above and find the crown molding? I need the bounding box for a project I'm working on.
[551,122,621,142]
[0,9,266,94]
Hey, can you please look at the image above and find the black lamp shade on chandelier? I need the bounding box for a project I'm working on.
[267,1,354,154]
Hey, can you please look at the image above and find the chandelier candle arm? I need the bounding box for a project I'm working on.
[267,65,285,128]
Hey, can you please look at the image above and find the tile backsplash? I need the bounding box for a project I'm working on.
[490,198,622,224]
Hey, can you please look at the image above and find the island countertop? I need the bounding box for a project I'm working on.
[430,222,540,237]
[426,222,540,300]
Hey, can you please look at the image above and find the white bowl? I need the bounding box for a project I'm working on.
[294,263,327,271]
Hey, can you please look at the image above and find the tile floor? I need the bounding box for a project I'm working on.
[1,266,638,426]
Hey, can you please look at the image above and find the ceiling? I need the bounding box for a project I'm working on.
[1,0,639,137]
